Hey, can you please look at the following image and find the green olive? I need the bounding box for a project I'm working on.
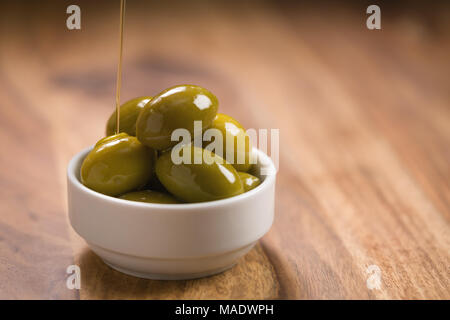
[106,96,152,136]
[155,145,243,202]
[95,132,129,147]
[136,85,218,150]
[119,190,181,204]
[238,172,261,192]
[81,133,154,196]
[204,113,253,172]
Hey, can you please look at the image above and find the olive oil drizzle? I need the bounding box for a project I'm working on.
[115,0,126,134]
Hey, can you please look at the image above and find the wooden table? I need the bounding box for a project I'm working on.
[0,0,448,299]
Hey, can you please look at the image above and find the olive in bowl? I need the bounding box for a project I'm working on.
[80,133,155,196]
[136,85,218,150]
[238,172,261,192]
[155,145,244,203]
[119,190,181,204]
[205,113,254,172]
[106,96,152,136]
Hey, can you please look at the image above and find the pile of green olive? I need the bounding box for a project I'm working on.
[80,84,261,204]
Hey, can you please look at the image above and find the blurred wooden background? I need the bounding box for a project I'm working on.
[0,0,448,299]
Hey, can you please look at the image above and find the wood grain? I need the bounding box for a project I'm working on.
[0,0,448,299]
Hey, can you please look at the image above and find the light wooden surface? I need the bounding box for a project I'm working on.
[0,0,449,299]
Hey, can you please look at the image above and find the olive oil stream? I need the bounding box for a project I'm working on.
[115,0,126,134]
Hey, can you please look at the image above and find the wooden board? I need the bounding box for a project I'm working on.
[0,0,448,299]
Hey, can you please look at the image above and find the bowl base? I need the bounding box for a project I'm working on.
[103,260,236,280]
[89,241,255,280]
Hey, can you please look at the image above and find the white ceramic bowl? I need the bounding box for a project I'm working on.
[67,147,276,280]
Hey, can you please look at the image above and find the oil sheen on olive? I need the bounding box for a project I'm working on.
[81,133,154,196]
[119,190,181,204]
[136,85,218,150]
[205,113,253,172]
[238,172,261,192]
[95,132,128,147]
[155,145,243,203]
[106,96,152,136]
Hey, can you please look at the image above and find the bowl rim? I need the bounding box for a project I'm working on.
[68,146,277,210]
